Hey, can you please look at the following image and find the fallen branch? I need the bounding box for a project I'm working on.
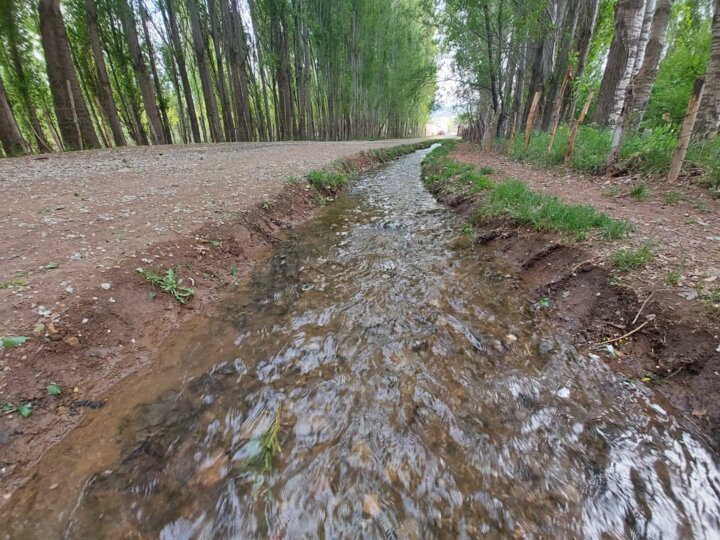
[594,320,650,347]
[570,259,597,274]
[632,292,655,325]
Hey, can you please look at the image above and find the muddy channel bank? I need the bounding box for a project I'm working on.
[0,141,432,504]
[424,143,720,455]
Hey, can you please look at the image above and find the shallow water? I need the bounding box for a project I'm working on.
[6,148,720,538]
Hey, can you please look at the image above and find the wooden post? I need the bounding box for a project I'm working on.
[66,80,83,151]
[548,66,574,152]
[564,90,595,163]
[668,77,705,183]
[524,91,542,150]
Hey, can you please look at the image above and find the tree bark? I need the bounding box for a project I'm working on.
[0,73,26,156]
[694,0,720,139]
[85,0,126,146]
[139,0,172,144]
[188,0,223,143]
[4,0,51,152]
[38,0,100,151]
[162,0,201,143]
[627,0,674,130]
[117,0,166,144]
[207,0,234,141]
[592,0,647,125]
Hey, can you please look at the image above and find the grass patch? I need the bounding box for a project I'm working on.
[307,170,348,192]
[0,278,26,289]
[666,269,681,286]
[474,179,629,240]
[629,184,648,201]
[479,166,495,175]
[612,244,654,271]
[700,285,720,317]
[136,267,194,304]
[665,190,683,205]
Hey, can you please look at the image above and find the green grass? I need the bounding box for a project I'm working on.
[474,179,630,240]
[665,190,682,205]
[629,184,648,201]
[701,285,720,317]
[307,170,348,192]
[612,244,655,271]
[0,278,26,289]
[478,166,495,175]
[666,269,681,286]
[137,267,194,304]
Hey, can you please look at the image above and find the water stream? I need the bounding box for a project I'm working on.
[5,147,720,538]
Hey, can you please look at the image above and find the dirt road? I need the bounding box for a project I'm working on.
[0,139,422,501]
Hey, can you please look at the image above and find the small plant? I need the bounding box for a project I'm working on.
[261,196,272,210]
[629,184,648,201]
[137,267,194,304]
[666,269,682,286]
[612,244,654,271]
[240,410,282,473]
[286,176,301,185]
[461,223,474,237]
[665,190,682,205]
[701,285,720,316]
[1,336,29,349]
[603,186,621,198]
[210,240,221,248]
[479,166,495,175]
[313,192,327,206]
[0,278,26,289]
[46,382,61,396]
[307,170,347,192]
[2,402,31,417]
[230,266,239,277]
[538,297,551,308]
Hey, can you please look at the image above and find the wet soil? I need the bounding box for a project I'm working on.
[431,143,720,454]
[0,140,422,503]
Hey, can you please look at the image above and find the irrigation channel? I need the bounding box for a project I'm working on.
[4,146,720,538]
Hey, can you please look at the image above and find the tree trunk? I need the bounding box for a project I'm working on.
[0,74,26,156]
[117,0,166,144]
[38,0,100,151]
[627,0,674,130]
[188,0,223,143]
[139,0,172,144]
[592,0,647,126]
[207,0,234,141]
[694,0,720,139]
[5,0,51,152]
[162,0,201,143]
[85,0,126,146]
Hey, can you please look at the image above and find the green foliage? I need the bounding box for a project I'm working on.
[701,285,720,316]
[665,190,683,204]
[612,244,655,271]
[136,267,194,304]
[629,184,648,201]
[46,382,61,396]
[475,179,630,240]
[666,270,682,286]
[0,278,26,289]
[1,336,29,348]
[2,402,31,417]
[306,170,348,192]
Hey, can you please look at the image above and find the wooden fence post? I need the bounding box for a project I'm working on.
[668,77,705,182]
[564,90,595,163]
[548,66,573,152]
[524,91,542,150]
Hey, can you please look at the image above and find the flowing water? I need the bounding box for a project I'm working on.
[5,148,720,538]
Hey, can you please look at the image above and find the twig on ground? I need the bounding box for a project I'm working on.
[570,259,597,274]
[632,292,655,325]
[594,320,650,347]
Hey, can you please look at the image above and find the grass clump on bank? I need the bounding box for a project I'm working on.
[137,267,194,304]
[475,180,629,240]
[424,141,629,241]
[307,170,348,192]
[612,244,655,271]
